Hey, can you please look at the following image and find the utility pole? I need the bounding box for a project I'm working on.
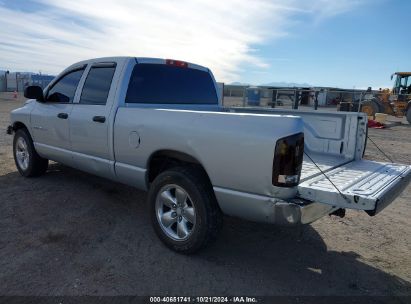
[4,70,9,92]
[16,72,20,92]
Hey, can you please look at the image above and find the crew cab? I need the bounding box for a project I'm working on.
[8,57,411,253]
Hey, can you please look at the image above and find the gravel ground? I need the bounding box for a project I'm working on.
[0,93,410,296]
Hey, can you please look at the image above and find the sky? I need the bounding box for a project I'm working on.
[0,0,410,89]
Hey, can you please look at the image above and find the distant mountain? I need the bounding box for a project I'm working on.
[260,81,312,87]
[229,81,250,86]
[228,81,312,88]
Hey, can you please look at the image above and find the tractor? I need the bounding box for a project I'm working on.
[360,72,411,123]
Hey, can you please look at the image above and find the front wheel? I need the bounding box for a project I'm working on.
[13,129,48,177]
[148,166,223,254]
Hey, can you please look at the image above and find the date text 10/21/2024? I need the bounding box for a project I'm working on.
[149,297,258,303]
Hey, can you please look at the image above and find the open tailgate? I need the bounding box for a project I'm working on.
[298,160,411,215]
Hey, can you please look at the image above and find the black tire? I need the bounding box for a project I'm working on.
[373,97,385,113]
[406,107,411,124]
[13,128,48,177]
[148,166,223,254]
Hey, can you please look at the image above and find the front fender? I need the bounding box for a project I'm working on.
[9,100,36,136]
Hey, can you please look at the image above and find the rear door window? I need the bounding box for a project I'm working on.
[80,64,116,105]
[125,63,218,104]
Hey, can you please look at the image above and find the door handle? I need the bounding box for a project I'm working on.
[57,113,68,119]
[92,116,106,123]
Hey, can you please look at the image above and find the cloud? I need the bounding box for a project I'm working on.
[0,0,363,81]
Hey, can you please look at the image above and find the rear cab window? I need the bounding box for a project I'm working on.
[125,63,218,104]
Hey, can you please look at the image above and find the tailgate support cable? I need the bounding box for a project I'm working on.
[365,133,394,163]
[301,125,395,205]
[303,151,352,204]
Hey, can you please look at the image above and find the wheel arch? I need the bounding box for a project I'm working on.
[10,121,35,141]
[146,150,213,189]
[11,121,41,157]
[12,121,29,132]
[12,122,48,177]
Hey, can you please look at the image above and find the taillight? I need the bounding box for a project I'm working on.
[272,133,304,187]
[166,59,188,68]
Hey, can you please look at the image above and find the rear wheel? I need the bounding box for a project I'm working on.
[148,166,223,254]
[13,129,48,177]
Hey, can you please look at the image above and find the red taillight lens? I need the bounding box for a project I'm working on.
[166,59,188,68]
[272,133,304,187]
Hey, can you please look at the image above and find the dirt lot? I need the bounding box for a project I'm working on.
[0,92,410,296]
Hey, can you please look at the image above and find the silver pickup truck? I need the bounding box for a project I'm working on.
[8,57,411,253]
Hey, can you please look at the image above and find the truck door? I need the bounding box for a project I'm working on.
[69,62,117,179]
[30,67,85,165]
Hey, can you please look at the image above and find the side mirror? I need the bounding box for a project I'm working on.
[24,86,44,102]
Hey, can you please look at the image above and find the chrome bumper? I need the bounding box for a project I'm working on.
[214,187,337,225]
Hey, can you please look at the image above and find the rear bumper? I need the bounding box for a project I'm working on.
[213,187,337,225]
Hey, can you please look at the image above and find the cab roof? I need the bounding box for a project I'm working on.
[67,56,209,73]
[394,72,411,76]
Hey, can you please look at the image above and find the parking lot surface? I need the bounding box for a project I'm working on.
[0,94,410,296]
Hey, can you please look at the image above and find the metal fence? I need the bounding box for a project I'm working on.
[222,86,374,113]
[222,86,388,116]
[0,72,54,92]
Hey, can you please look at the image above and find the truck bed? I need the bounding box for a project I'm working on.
[227,106,411,214]
[301,153,351,181]
[227,107,367,181]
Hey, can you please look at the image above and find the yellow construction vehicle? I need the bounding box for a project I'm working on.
[360,72,411,123]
